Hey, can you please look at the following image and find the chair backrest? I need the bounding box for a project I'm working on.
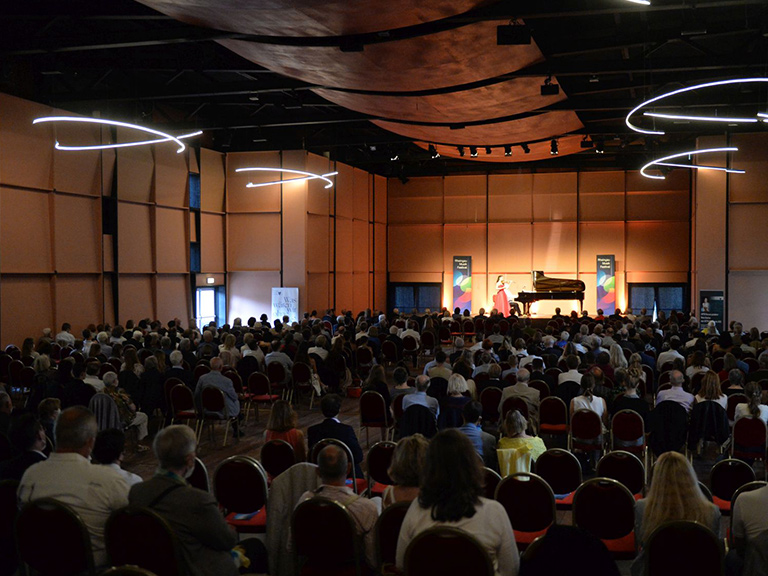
[292,498,360,571]
[164,376,184,405]
[188,457,210,492]
[483,467,502,500]
[540,396,568,427]
[399,405,437,439]
[404,526,494,576]
[267,361,287,384]
[571,409,602,440]
[260,439,297,479]
[502,396,529,420]
[732,416,767,452]
[360,390,388,425]
[572,477,636,540]
[170,384,195,415]
[223,371,243,394]
[710,458,756,502]
[729,480,768,544]
[463,319,475,334]
[355,346,373,366]
[106,506,182,576]
[402,336,419,353]
[16,497,95,576]
[645,520,723,576]
[8,359,24,385]
[292,362,312,384]
[310,438,359,490]
[596,450,645,496]
[479,386,503,420]
[101,567,157,576]
[529,379,550,399]
[375,501,411,567]
[366,441,396,486]
[201,386,227,415]
[248,371,272,396]
[647,401,689,456]
[495,472,556,533]
[381,340,398,362]
[727,393,748,421]
[535,448,583,495]
[213,456,268,514]
[193,364,210,383]
[393,393,406,419]
[421,331,436,350]
[611,409,645,445]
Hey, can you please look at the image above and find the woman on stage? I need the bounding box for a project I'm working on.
[494,275,512,317]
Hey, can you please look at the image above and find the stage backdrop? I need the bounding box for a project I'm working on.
[596,255,616,315]
[453,256,472,311]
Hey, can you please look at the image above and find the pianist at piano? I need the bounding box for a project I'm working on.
[514,271,586,316]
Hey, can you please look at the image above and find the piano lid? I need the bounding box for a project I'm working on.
[532,271,586,293]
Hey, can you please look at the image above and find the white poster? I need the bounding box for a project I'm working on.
[271,287,299,324]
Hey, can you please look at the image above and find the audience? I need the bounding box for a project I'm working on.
[694,370,727,410]
[402,375,440,420]
[382,434,428,509]
[655,369,695,413]
[92,428,142,486]
[265,400,307,462]
[497,409,546,475]
[735,382,768,423]
[307,394,364,477]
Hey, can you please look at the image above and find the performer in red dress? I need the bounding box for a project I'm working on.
[493,275,511,316]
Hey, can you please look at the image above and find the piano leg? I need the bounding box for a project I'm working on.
[508,300,522,316]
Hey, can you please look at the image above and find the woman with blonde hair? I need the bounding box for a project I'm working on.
[609,343,628,370]
[694,371,727,410]
[438,373,471,429]
[382,434,429,509]
[632,451,720,576]
[219,333,240,365]
[497,409,546,475]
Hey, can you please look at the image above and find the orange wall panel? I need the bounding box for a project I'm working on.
[228,271,281,322]
[55,275,102,332]
[0,94,53,191]
[374,223,386,273]
[0,187,52,273]
[335,164,355,220]
[352,272,370,313]
[444,175,486,224]
[335,272,353,312]
[730,134,768,203]
[353,219,369,272]
[488,174,534,223]
[155,207,188,273]
[374,175,387,224]
[306,272,330,314]
[729,272,768,331]
[388,177,444,225]
[488,223,532,272]
[335,218,354,273]
[1,276,53,347]
[532,222,577,272]
[118,275,154,322]
[155,274,190,323]
[52,114,102,196]
[388,224,443,273]
[307,214,331,274]
[626,189,689,221]
[200,148,225,212]
[226,151,281,213]
[200,213,226,273]
[118,202,153,273]
[352,167,369,222]
[55,195,101,273]
[227,213,281,270]
[729,204,768,270]
[154,145,188,207]
[626,222,689,272]
[116,140,153,203]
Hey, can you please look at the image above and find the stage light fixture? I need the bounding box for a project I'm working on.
[550,139,559,155]
[485,146,492,155]
[496,20,531,45]
[458,146,465,157]
[429,144,440,159]
[541,76,560,96]
[33,116,201,153]
[504,145,512,156]
[640,147,745,180]
[235,167,339,189]
[469,146,478,157]
[521,143,530,154]
[626,77,768,135]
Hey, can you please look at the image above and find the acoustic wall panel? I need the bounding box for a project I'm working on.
[200,213,226,273]
[729,204,768,270]
[307,214,331,274]
[116,140,154,203]
[227,213,281,270]
[54,195,101,273]
[154,145,188,208]
[388,177,444,224]
[729,134,768,203]
[444,175,487,224]
[0,94,53,191]
[156,274,190,323]
[488,174,533,223]
[532,222,578,273]
[55,275,102,333]
[155,207,188,273]
[488,223,533,273]
[388,225,443,273]
[51,113,102,196]
[1,276,53,348]
[118,275,154,322]
[226,151,281,213]
[0,187,52,273]
[626,222,689,272]
[579,171,625,221]
[200,148,226,212]
[117,202,153,273]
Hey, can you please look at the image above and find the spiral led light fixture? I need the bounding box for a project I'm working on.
[640,147,745,180]
[235,167,339,189]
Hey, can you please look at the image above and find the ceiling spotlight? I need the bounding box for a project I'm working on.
[390,154,399,161]
[504,145,512,157]
[521,143,530,154]
[485,146,492,155]
[429,144,440,159]
[469,146,478,158]
[580,136,593,149]
[458,146,465,157]
[589,75,599,83]
[496,20,531,45]
[550,139,559,155]
[541,76,560,96]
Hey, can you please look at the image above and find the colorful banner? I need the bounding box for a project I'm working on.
[596,255,616,314]
[699,290,724,333]
[452,256,472,311]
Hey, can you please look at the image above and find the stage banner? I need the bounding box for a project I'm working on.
[596,255,616,314]
[699,290,724,333]
[272,287,299,324]
[452,256,472,311]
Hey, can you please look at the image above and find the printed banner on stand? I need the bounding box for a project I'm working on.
[452,256,472,311]
[699,290,724,333]
[596,255,616,315]
[271,287,299,324]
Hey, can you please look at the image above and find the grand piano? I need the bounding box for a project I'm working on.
[515,271,586,315]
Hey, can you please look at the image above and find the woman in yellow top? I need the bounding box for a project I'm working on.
[497,409,547,476]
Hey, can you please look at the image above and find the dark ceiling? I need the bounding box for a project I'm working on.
[2,0,767,178]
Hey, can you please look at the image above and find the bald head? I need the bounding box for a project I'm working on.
[55,406,98,455]
[317,445,348,484]
[670,370,685,387]
[210,357,223,372]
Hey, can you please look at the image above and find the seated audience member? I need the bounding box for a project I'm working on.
[382,434,429,509]
[37,397,61,445]
[402,375,440,420]
[611,366,649,421]
[130,425,239,576]
[307,394,364,478]
[458,401,498,472]
[731,480,768,572]
[168,350,194,390]
[18,407,129,569]
[655,370,695,413]
[449,337,466,365]
[390,366,414,399]
[685,350,709,379]
[0,413,47,481]
[265,340,294,382]
[632,451,720,576]
[61,361,97,409]
[497,368,540,431]
[497,409,546,475]
[103,371,150,442]
[694,371,727,410]
[395,429,519,576]
[92,428,142,486]
[139,355,166,415]
[438,374,472,429]
[362,364,392,415]
[297,444,379,569]
[426,350,452,380]
[570,373,608,429]
[724,367,746,397]
[194,357,242,437]
[0,392,11,436]
[265,400,307,463]
[656,336,684,370]
[558,354,583,385]
[735,382,768,424]
[83,361,105,392]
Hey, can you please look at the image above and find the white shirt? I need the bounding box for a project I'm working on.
[518,355,542,369]
[242,346,265,367]
[656,349,684,369]
[694,395,727,410]
[735,404,768,424]
[84,375,105,392]
[55,331,76,346]
[18,452,129,568]
[308,346,329,360]
[400,329,420,343]
[106,463,143,487]
[558,369,583,385]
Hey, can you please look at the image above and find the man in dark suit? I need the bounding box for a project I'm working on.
[129,425,239,576]
[0,413,47,481]
[529,358,555,390]
[307,394,364,478]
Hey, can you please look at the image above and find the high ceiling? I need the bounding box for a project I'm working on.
[2,0,767,178]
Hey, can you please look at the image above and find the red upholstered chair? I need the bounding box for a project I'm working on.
[529,380,550,400]
[404,527,494,576]
[483,467,502,500]
[495,472,556,550]
[745,358,760,373]
[660,361,675,374]
[498,320,509,334]
[479,386,502,424]
[449,321,461,336]
[420,331,436,359]
[645,521,723,576]
[99,362,115,379]
[7,359,23,392]
[709,457,756,515]
[292,498,362,576]
[359,391,393,446]
[712,357,725,373]
[503,372,517,386]
[462,320,475,339]
[169,384,198,432]
[199,386,237,446]
[438,325,452,346]
[105,506,183,576]
[246,372,279,424]
[611,409,647,466]
[310,438,366,495]
[193,364,210,384]
[690,371,707,395]
[546,367,562,381]
[138,349,153,363]
[381,340,399,367]
[569,409,604,458]
[267,362,289,398]
[164,377,184,412]
[534,448,582,510]
[260,439,296,480]
[502,396,529,421]
[366,440,396,497]
[16,497,95,576]
[214,456,268,534]
[292,362,317,407]
[402,336,420,367]
[727,394,748,422]
[392,393,406,421]
[596,450,645,499]
[642,365,654,391]
[375,501,411,571]
[572,477,637,559]
[19,366,35,392]
[539,396,568,438]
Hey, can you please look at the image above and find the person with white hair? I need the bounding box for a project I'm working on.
[703,320,719,336]
[103,371,149,440]
[96,331,113,357]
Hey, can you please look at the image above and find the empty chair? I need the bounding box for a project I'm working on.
[105,506,182,576]
[267,362,289,399]
[483,467,502,500]
[535,448,583,510]
[644,521,723,576]
[365,440,396,497]
[572,477,637,559]
[495,472,556,550]
[569,409,604,460]
[169,384,198,431]
[596,450,645,499]
[213,455,268,533]
[709,457,756,515]
[199,387,237,446]
[731,416,768,468]
[292,362,314,406]
[539,396,568,438]
[611,409,646,462]
[529,380,550,400]
[479,386,502,424]
[246,372,279,424]
[359,390,393,446]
